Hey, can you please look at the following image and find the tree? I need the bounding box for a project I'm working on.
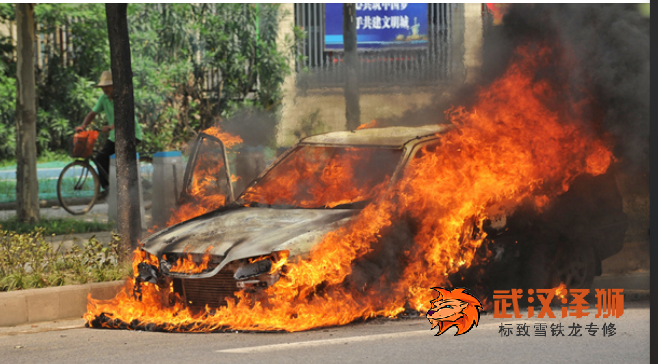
[105,4,141,255]
[0,4,299,160]
[15,3,39,223]
[343,3,360,131]
[0,5,17,159]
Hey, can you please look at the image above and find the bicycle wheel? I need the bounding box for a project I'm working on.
[139,156,153,210]
[57,160,100,215]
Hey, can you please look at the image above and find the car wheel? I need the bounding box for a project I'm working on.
[521,241,556,290]
[555,242,596,290]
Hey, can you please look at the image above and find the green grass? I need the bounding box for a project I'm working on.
[0,150,71,169]
[0,217,114,235]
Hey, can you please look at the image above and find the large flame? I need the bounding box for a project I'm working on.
[241,147,397,208]
[167,247,213,274]
[86,44,612,332]
[202,125,243,149]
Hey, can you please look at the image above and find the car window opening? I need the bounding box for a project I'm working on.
[239,146,402,209]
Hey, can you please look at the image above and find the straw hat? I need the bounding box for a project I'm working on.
[96,71,113,87]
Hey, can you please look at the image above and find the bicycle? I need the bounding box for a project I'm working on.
[57,131,153,215]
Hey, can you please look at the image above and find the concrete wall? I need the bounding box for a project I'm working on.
[276,4,484,147]
[463,3,484,83]
[0,20,16,60]
[277,87,441,146]
[0,21,14,38]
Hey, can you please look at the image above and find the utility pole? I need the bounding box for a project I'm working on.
[105,4,141,256]
[15,4,39,224]
[343,3,360,130]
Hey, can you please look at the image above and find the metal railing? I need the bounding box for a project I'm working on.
[294,3,457,88]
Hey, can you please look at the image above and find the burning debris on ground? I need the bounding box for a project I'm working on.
[83,4,646,334]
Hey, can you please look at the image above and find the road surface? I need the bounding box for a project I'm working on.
[0,301,649,364]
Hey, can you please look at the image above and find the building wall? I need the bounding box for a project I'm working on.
[0,20,16,58]
[276,87,439,146]
[0,21,13,37]
[275,3,484,147]
[463,3,484,83]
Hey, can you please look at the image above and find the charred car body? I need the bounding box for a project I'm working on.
[139,125,628,310]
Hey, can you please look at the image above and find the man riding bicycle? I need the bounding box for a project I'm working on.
[74,70,143,196]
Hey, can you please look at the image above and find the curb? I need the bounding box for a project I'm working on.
[591,272,650,291]
[0,280,125,327]
[622,289,650,302]
[0,199,62,211]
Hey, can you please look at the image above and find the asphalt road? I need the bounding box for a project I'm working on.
[0,301,649,364]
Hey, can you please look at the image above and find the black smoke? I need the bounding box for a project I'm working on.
[485,4,650,175]
[349,4,650,297]
[384,4,650,176]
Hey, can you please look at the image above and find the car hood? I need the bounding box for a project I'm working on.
[142,206,356,277]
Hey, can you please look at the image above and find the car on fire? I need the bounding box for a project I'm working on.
[139,125,628,310]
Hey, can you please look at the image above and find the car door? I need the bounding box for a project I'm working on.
[180,132,234,205]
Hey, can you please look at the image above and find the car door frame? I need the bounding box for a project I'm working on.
[181,132,235,204]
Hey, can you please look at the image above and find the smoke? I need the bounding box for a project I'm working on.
[382,4,650,176]
[221,108,277,147]
[485,4,650,175]
[346,4,651,294]
[344,219,416,295]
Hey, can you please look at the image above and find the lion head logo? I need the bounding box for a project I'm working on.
[426,287,482,336]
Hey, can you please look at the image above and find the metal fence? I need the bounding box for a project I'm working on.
[0,19,81,70]
[294,3,457,88]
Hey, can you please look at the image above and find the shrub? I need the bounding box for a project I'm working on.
[0,228,130,291]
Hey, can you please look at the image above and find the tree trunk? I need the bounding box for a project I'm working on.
[15,4,39,224]
[105,4,141,256]
[343,3,360,131]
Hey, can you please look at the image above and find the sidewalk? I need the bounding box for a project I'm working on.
[0,202,110,222]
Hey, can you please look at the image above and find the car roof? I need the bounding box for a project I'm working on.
[299,124,449,147]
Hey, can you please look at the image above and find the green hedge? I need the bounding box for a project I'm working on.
[0,229,129,291]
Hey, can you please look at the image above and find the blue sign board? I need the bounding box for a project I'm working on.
[324,3,428,51]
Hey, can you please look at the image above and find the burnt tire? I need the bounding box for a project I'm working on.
[521,242,556,290]
[555,242,596,290]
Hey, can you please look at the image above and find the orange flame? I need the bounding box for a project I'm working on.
[486,3,510,25]
[168,246,213,274]
[241,147,397,208]
[202,125,243,148]
[269,251,289,274]
[132,248,159,278]
[356,119,378,130]
[86,44,614,332]
[554,282,567,300]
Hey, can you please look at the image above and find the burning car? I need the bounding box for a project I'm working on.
[138,125,627,311]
